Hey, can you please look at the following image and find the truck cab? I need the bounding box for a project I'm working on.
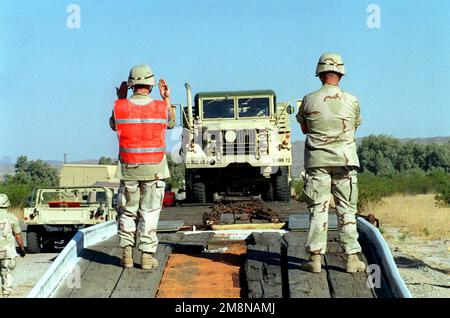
[181,85,293,203]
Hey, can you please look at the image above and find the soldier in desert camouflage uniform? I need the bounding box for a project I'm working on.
[0,194,26,296]
[296,53,366,273]
[110,65,176,270]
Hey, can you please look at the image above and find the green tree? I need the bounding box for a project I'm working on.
[423,143,450,172]
[358,135,401,175]
[357,135,450,175]
[0,156,58,207]
[15,155,28,172]
[397,142,424,171]
[10,156,58,186]
[98,157,117,165]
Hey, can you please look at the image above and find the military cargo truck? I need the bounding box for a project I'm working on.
[180,84,293,203]
[23,186,117,253]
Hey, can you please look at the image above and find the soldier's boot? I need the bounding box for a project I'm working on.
[346,254,366,273]
[121,246,133,268]
[141,252,158,270]
[300,254,322,273]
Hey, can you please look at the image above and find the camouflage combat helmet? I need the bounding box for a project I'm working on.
[315,53,345,76]
[127,64,156,87]
[0,193,10,208]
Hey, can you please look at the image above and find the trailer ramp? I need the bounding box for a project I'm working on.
[28,214,411,298]
[47,231,407,297]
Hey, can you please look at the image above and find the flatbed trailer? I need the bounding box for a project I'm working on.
[27,202,411,298]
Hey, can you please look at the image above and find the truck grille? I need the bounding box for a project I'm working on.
[206,129,268,156]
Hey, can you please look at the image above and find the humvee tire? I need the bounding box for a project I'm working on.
[26,226,42,254]
[193,181,206,203]
[273,167,290,202]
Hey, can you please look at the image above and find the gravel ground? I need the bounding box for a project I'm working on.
[397,266,450,298]
[383,226,450,298]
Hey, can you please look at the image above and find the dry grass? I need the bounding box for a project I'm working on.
[372,194,450,240]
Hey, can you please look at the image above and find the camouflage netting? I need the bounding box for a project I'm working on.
[203,200,282,226]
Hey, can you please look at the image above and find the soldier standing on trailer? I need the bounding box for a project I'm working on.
[296,53,366,273]
[110,65,176,269]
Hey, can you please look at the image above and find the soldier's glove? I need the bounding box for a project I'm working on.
[20,249,26,258]
[116,81,128,99]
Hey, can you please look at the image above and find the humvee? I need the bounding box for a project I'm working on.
[23,186,117,253]
[180,83,293,203]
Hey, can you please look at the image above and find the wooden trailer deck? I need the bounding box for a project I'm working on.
[42,201,404,298]
[51,230,380,298]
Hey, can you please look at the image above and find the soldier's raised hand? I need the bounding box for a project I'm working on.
[116,81,128,99]
[159,79,170,100]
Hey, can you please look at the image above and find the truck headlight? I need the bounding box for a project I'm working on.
[224,130,237,143]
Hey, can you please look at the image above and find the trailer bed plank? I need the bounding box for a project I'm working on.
[110,245,174,298]
[68,245,124,298]
[283,232,331,298]
[245,232,284,298]
[52,247,103,298]
[325,233,375,298]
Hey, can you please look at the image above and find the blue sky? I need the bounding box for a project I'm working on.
[0,0,449,162]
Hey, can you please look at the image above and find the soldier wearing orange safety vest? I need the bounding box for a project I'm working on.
[110,65,176,269]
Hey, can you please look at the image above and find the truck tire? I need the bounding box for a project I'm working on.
[192,182,206,203]
[26,227,42,254]
[273,167,290,202]
[261,183,273,202]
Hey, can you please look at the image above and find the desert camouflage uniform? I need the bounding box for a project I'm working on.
[0,208,21,295]
[110,92,175,253]
[297,83,362,255]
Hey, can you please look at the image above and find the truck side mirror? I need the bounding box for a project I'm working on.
[286,105,294,115]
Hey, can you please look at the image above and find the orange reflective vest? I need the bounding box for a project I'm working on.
[114,99,168,164]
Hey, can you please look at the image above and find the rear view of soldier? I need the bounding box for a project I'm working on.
[0,194,26,297]
[296,53,366,274]
[110,65,176,270]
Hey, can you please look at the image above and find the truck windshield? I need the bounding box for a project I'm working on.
[238,97,270,117]
[202,98,235,119]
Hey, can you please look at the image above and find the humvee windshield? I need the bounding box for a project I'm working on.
[238,97,270,117]
[203,98,234,119]
[38,189,108,205]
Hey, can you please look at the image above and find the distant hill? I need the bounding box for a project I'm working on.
[0,164,15,179]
